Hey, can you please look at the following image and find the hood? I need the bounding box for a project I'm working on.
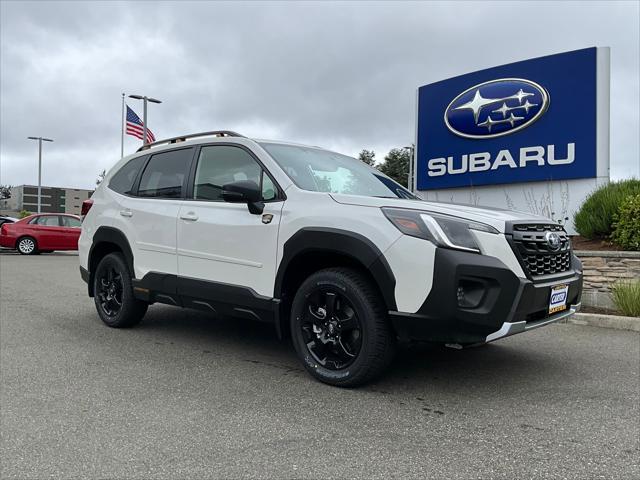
[329,194,552,233]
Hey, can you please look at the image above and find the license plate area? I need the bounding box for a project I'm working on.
[549,284,569,314]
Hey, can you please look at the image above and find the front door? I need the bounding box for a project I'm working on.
[177,145,283,298]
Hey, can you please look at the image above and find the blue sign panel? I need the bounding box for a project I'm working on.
[416,48,597,190]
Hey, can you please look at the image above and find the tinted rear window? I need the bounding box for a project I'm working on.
[109,156,147,195]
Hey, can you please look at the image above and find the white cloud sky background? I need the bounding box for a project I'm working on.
[1,0,638,189]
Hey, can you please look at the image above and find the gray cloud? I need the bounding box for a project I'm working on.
[1,0,638,189]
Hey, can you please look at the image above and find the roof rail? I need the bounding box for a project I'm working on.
[136,130,246,152]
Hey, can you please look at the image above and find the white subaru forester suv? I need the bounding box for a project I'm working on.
[79,131,583,386]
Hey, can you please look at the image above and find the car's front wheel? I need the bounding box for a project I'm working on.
[290,268,396,387]
[16,236,38,255]
[93,252,148,328]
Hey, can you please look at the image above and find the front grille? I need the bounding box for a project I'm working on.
[513,223,565,233]
[510,224,572,278]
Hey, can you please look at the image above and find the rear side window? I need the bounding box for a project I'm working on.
[138,149,193,198]
[61,216,81,228]
[108,156,146,195]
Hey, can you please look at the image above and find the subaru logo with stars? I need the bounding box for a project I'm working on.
[444,78,550,139]
[545,231,562,251]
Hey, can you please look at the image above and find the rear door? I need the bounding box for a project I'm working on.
[59,215,82,249]
[177,144,284,298]
[115,148,194,278]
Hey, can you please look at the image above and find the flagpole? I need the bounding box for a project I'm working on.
[120,93,125,158]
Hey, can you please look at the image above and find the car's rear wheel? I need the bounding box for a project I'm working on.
[290,267,396,387]
[93,252,147,328]
[16,236,37,255]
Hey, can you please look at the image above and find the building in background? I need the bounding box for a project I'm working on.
[0,185,93,216]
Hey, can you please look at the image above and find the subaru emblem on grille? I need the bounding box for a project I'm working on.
[545,232,561,251]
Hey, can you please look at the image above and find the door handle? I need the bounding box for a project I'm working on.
[120,209,133,218]
[180,212,198,222]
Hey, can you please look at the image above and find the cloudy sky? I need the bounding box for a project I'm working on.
[1,1,638,189]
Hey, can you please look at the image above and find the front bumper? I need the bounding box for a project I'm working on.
[389,248,583,345]
[484,301,581,343]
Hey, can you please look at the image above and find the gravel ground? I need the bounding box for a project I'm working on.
[1,252,639,479]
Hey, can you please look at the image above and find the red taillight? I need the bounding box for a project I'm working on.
[0,224,6,236]
[81,199,94,217]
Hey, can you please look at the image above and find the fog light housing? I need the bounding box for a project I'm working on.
[457,279,486,308]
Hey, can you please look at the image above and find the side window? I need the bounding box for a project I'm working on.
[108,156,146,195]
[138,148,193,198]
[61,216,81,228]
[193,146,262,201]
[261,172,277,201]
[32,216,59,226]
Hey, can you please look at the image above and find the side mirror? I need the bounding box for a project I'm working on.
[222,180,264,215]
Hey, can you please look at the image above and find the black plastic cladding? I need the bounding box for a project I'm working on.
[274,227,398,312]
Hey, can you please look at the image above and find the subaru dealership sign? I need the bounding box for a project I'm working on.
[414,47,610,233]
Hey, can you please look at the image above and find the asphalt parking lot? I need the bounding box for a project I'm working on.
[1,252,638,479]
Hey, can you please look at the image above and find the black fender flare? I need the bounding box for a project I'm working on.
[274,227,397,311]
[87,226,135,295]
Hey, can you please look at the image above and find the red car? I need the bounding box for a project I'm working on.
[0,213,82,255]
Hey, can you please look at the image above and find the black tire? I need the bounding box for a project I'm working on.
[93,252,147,328]
[16,236,38,255]
[290,267,396,387]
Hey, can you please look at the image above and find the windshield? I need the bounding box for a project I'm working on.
[260,142,418,199]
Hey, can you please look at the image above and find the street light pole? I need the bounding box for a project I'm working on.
[27,136,54,213]
[143,98,148,146]
[128,94,162,146]
[403,145,415,192]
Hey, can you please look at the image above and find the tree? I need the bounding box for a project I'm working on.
[96,169,106,186]
[0,185,12,199]
[377,148,411,187]
[358,149,376,166]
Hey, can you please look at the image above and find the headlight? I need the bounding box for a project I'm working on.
[382,207,498,253]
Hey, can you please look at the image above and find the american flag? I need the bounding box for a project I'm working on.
[126,105,156,143]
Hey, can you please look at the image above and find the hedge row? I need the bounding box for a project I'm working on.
[574,179,640,250]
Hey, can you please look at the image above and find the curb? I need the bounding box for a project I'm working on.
[574,250,640,258]
[566,312,640,332]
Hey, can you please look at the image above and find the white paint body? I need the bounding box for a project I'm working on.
[80,135,557,315]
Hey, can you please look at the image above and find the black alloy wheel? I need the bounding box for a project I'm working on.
[301,288,362,370]
[290,267,396,387]
[97,265,124,317]
[93,252,147,328]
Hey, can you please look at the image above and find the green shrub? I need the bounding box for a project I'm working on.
[18,209,31,219]
[574,179,640,239]
[611,281,640,317]
[611,194,640,251]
